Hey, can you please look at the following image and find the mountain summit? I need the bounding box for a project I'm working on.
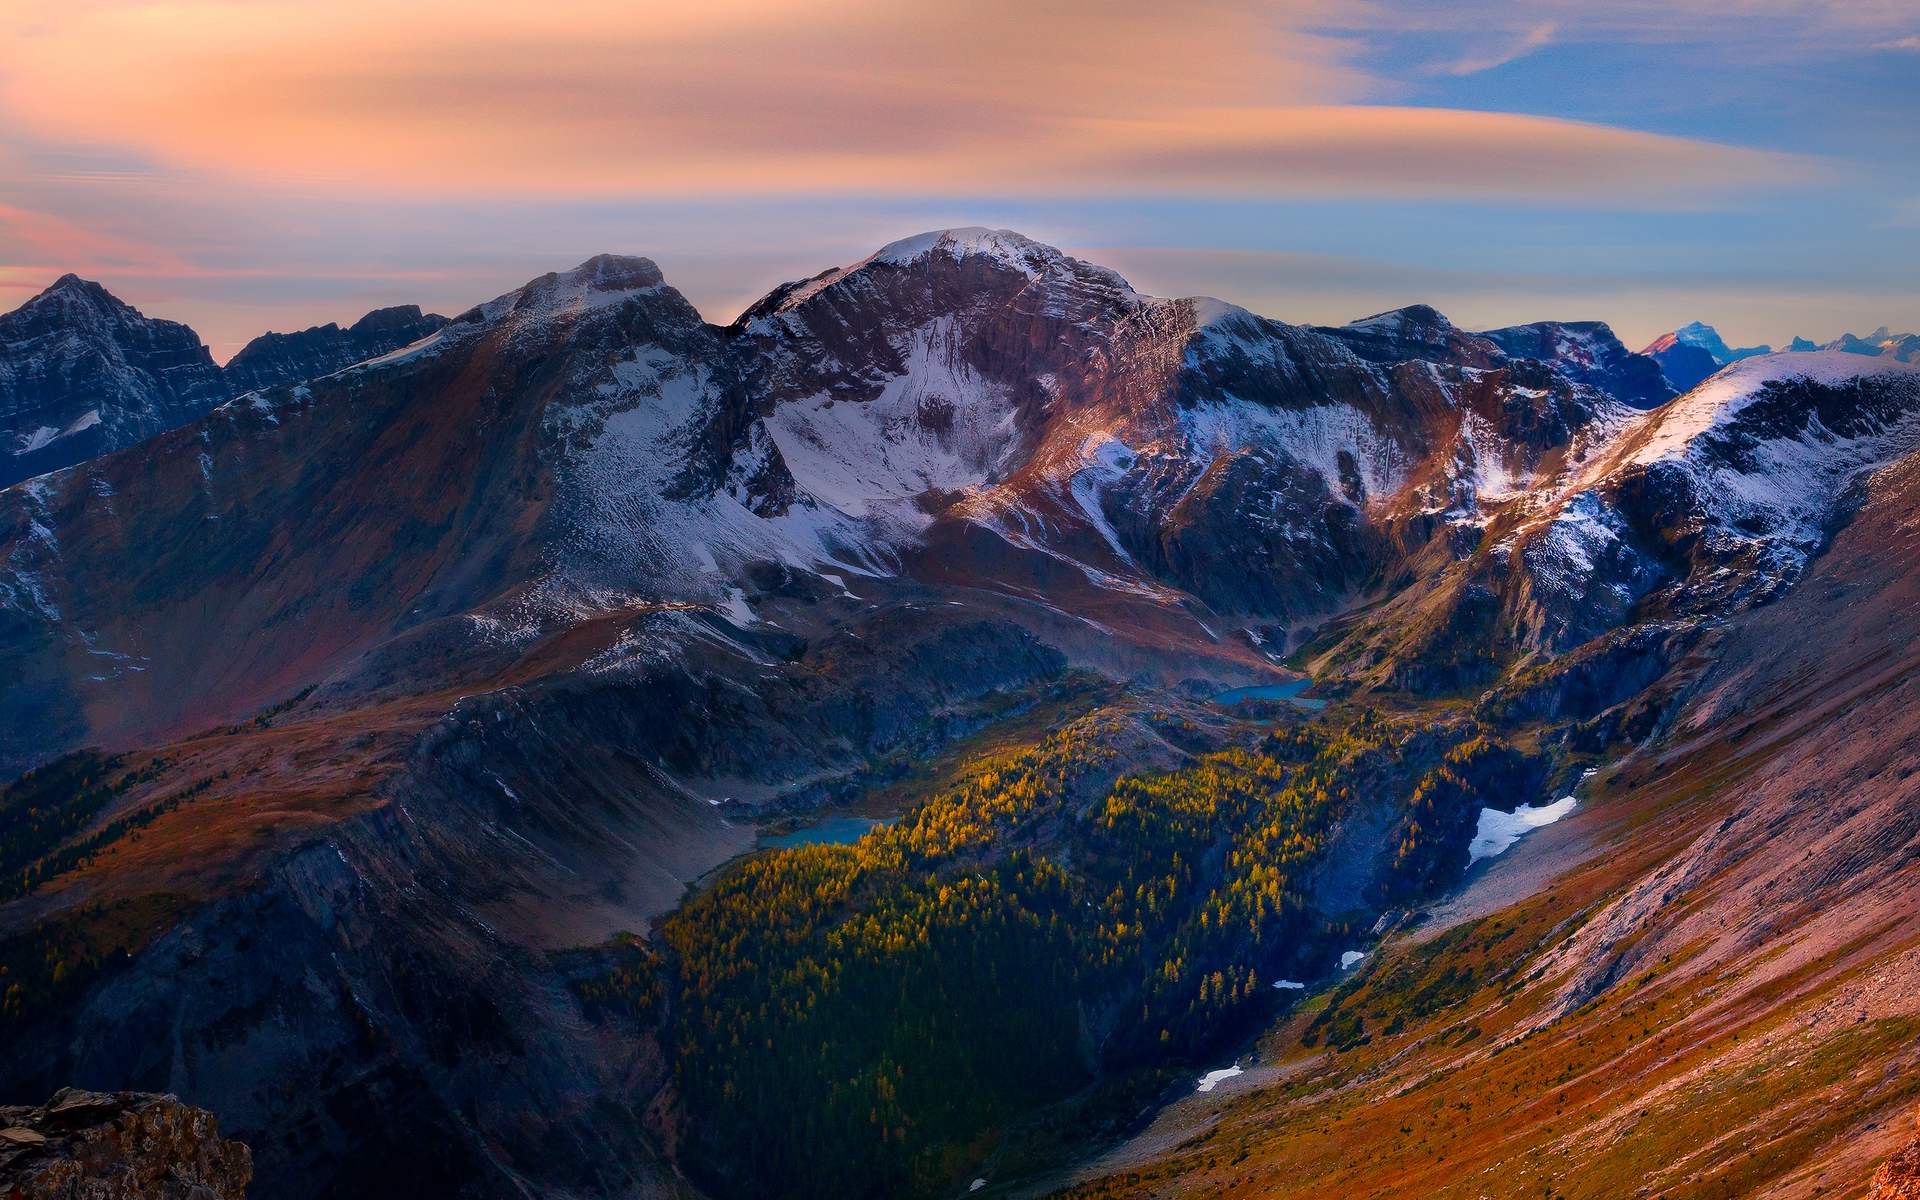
[0,275,229,488]
[1642,319,1770,391]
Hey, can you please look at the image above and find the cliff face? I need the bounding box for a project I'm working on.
[0,1088,251,1199]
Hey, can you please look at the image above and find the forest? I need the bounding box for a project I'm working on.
[661,702,1536,1198]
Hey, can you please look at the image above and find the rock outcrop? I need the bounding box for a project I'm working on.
[1872,1111,1920,1200]
[0,1088,250,1199]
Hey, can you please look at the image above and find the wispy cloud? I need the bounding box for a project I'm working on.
[1429,22,1557,76]
[1872,35,1920,50]
[1876,196,1920,227]
[0,0,1904,356]
[1343,1,1920,67]
[0,0,1811,202]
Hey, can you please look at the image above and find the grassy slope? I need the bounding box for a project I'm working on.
[1053,761,1920,1199]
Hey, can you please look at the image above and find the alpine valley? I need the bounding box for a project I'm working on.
[4,229,1920,1200]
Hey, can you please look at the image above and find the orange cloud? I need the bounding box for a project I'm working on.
[0,0,1817,201]
[0,199,198,277]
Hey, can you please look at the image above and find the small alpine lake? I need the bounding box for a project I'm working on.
[1212,679,1327,710]
[759,814,892,850]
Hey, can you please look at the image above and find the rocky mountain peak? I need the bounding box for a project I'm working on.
[411,254,695,369]
[1645,329,1722,393]
[42,272,104,295]
[1830,327,1920,361]
[1318,304,1506,369]
[345,303,442,339]
[866,226,1060,274]
[1477,319,1675,409]
[741,227,1136,329]
[1644,320,1770,392]
[499,253,669,320]
[0,274,227,488]
[17,273,154,333]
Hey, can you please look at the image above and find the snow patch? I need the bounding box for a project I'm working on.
[1065,433,1142,567]
[762,229,1062,317]
[766,319,1022,520]
[15,409,100,454]
[869,227,1053,274]
[1184,398,1403,503]
[1196,1066,1244,1093]
[1468,795,1577,865]
[719,588,757,627]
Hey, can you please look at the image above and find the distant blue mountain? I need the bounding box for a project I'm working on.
[1643,321,1770,391]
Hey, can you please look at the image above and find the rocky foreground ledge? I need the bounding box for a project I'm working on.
[0,1089,250,1199]
[1875,1111,1920,1200]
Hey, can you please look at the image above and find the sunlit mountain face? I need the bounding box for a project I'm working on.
[4,227,1920,1199]
[3,4,1919,1198]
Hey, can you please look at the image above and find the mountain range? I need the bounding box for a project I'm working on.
[2,229,1919,1200]
[0,276,445,488]
[1643,318,1919,393]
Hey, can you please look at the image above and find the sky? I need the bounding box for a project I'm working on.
[1,0,1916,359]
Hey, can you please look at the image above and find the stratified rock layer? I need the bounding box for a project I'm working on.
[0,1088,251,1199]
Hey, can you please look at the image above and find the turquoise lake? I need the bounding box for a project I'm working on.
[760,815,890,849]
[1212,680,1327,710]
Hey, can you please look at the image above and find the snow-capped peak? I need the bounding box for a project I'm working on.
[21,273,132,323]
[1184,295,1257,331]
[1647,321,1768,367]
[505,254,666,319]
[868,227,1057,273]
[1342,304,1454,336]
[420,255,666,339]
[741,229,1137,324]
[764,229,1067,315]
